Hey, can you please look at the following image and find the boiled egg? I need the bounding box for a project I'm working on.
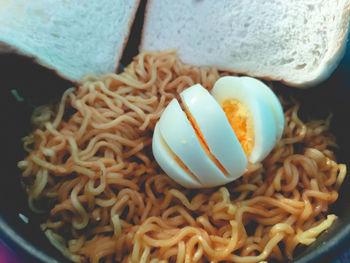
[152,77,284,188]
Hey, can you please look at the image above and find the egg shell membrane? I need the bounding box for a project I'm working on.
[212,76,277,163]
[180,84,247,180]
[152,124,201,188]
[240,76,284,141]
[158,99,233,187]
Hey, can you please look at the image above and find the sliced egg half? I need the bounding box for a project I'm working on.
[155,98,234,188]
[152,76,284,188]
[211,76,284,163]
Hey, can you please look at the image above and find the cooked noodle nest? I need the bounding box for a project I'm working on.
[18,50,347,263]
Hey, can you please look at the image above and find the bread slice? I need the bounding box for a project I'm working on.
[0,0,140,82]
[141,0,350,88]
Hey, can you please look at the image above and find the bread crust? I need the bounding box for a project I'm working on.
[0,41,79,85]
[0,1,142,83]
[140,0,350,88]
[299,0,350,88]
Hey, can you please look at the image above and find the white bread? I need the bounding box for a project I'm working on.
[141,0,350,88]
[0,0,140,82]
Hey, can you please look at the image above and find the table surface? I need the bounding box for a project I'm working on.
[1,239,349,263]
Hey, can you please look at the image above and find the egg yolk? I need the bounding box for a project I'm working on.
[221,98,254,156]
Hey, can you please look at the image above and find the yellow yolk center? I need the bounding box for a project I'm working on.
[221,98,254,156]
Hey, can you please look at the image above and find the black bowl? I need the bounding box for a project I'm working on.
[1,3,350,262]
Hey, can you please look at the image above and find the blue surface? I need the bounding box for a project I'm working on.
[333,250,350,263]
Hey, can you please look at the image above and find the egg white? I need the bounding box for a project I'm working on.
[212,76,277,163]
[152,123,202,188]
[157,99,232,187]
[240,76,284,141]
[180,84,247,180]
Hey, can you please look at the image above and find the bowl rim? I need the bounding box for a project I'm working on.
[0,216,59,263]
